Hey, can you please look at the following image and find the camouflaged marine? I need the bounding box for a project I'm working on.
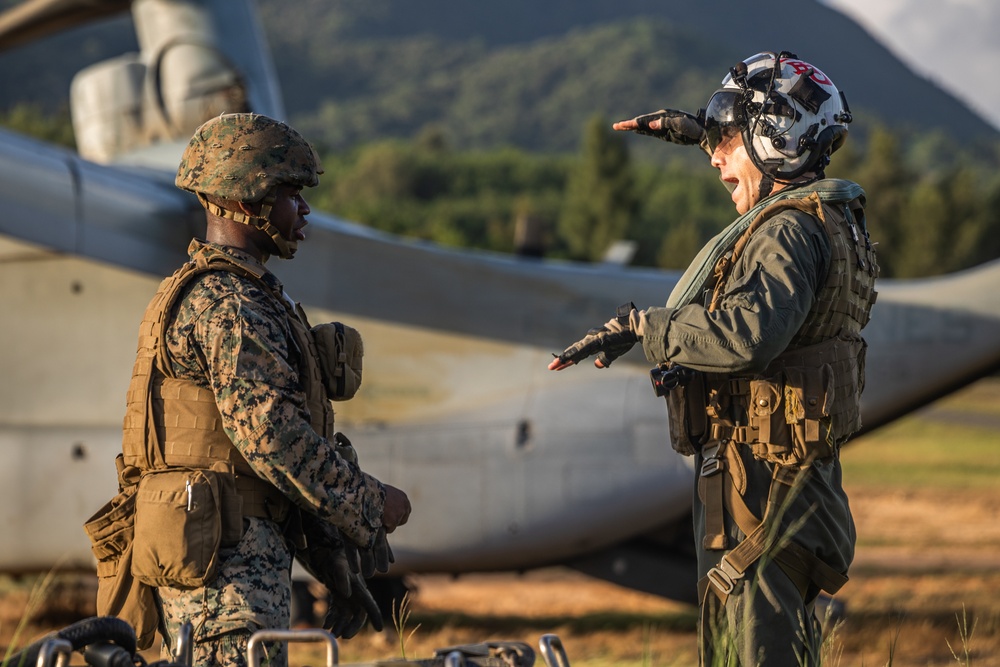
[550,52,877,666]
[85,113,410,667]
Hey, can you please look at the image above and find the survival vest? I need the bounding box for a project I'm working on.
[662,179,878,607]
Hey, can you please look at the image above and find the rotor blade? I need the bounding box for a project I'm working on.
[0,0,130,52]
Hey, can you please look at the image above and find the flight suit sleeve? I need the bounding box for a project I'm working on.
[641,210,831,374]
[193,287,385,548]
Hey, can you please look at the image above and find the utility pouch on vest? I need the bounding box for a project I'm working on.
[747,365,835,466]
[665,371,707,456]
[83,490,159,650]
[132,468,223,588]
[216,463,244,548]
[312,322,364,401]
[785,364,835,461]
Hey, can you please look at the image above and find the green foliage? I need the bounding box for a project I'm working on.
[0,103,76,149]
[828,124,1000,278]
[632,161,734,269]
[315,118,1000,277]
[312,137,572,254]
[559,115,638,261]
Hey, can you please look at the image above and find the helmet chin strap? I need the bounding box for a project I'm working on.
[758,172,775,202]
[197,190,297,260]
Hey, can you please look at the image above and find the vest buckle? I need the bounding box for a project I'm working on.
[707,556,743,595]
[700,442,724,477]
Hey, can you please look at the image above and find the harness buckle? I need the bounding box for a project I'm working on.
[706,557,743,596]
[700,442,723,477]
[701,457,723,477]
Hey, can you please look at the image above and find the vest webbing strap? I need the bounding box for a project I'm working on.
[700,442,729,550]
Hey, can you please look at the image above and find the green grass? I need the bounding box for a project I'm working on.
[841,411,1000,490]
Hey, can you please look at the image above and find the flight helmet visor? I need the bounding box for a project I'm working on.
[704,89,747,153]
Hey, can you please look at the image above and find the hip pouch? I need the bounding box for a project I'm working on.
[747,364,835,465]
[665,371,707,456]
[83,490,159,650]
[131,468,224,588]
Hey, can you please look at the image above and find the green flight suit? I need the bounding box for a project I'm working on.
[640,179,876,666]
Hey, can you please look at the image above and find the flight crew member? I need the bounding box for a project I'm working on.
[87,112,410,666]
[549,52,877,665]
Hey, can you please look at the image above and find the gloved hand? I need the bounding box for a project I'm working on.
[322,570,382,638]
[344,527,395,579]
[613,108,709,154]
[333,431,359,465]
[296,513,384,636]
[549,302,645,370]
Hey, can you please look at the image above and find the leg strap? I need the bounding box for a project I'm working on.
[699,456,848,604]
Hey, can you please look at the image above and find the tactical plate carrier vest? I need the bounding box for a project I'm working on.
[121,247,334,521]
[85,245,336,648]
[666,184,878,463]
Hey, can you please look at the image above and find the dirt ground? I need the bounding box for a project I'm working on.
[3,482,997,666]
[334,482,1000,667]
[328,475,1000,667]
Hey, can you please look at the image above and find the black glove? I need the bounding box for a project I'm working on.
[322,572,382,637]
[631,108,708,153]
[296,513,384,636]
[344,527,395,579]
[554,302,642,368]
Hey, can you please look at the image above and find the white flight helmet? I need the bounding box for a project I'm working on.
[704,51,852,181]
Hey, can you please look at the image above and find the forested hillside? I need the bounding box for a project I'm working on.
[254,0,998,153]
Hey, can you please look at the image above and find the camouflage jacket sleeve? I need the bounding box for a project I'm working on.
[641,208,831,374]
[168,270,385,546]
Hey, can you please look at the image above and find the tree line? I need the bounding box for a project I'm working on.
[312,116,1000,279]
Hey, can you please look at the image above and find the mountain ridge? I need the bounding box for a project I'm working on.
[255,0,998,150]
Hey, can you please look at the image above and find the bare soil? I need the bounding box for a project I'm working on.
[1,486,998,666]
[331,483,1000,667]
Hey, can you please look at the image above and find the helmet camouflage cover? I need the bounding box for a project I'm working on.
[175,113,323,202]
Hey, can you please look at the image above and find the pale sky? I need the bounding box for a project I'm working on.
[821,0,1000,131]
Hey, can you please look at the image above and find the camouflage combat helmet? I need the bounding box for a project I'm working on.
[175,113,323,259]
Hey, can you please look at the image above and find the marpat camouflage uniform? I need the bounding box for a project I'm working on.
[153,239,385,666]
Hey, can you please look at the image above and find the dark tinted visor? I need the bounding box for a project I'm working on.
[704,89,745,151]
